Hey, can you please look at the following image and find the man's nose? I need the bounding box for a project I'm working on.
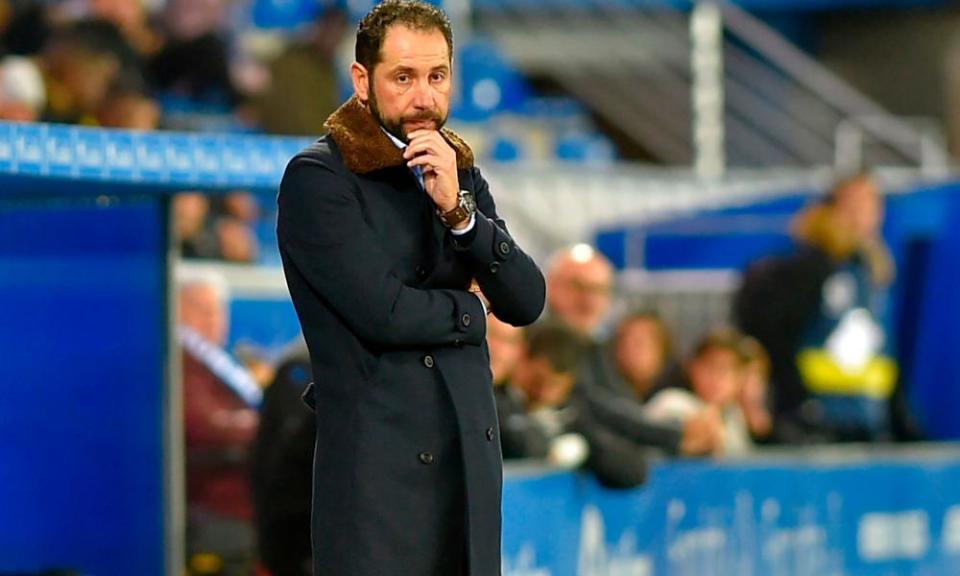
[411,79,434,109]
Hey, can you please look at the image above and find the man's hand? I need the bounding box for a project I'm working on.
[679,406,725,456]
[403,129,460,213]
[470,280,491,315]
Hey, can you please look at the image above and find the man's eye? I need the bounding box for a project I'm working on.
[396,74,410,83]
[430,72,446,82]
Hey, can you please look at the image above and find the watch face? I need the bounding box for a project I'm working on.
[460,191,477,213]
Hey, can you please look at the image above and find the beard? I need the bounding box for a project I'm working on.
[368,81,447,143]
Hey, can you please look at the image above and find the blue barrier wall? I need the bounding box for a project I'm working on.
[0,122,310,574]
[0,197,169,574]
[503,447,960,576]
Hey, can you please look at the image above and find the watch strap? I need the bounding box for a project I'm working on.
[439,203,471,228]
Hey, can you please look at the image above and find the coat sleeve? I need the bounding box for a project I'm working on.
[574,410,651,489]
[277,154,486,349]
[574,381,684,455]
[450,168,546,327]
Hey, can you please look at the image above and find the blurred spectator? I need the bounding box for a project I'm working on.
[0,55,45,121]
[41,18,141,124]
[1,1,54,56]
[175,192,219,258]
[151,0,237,108]
[216,191,261,262]
[739,336,775,443]
[215,214,259,262]
[174,191,260,263]
[178,269,262,575]
[611,310,681,402]
[256,6,347,135]
[575,311,725,458]
[486,315,550,460]
[252,337,313,576]
[546,243,615,338]
[0,1,10,43]
[97,85,160,129]
[87,0,162,57]
[646,328,753,456]
[733,173,905,443]
[512,321,649,488]
[220,189,260,223]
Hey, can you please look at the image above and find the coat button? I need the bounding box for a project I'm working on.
[423,355,435,368]
[454,339,464,348]
[418,451,434,465]
[498,241,511,256]
[486,427,495,442]
[488,262,500,274]
[461,313,472,327]
[415,265,427,278]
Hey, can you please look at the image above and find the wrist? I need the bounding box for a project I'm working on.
[438,189,477,229]
[438,199,457,213]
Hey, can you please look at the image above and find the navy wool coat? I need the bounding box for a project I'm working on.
[277,96,546,576]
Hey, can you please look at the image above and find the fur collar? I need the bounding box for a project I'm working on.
[323,95,474,175]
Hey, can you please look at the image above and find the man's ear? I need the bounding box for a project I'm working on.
[351,62,370,103]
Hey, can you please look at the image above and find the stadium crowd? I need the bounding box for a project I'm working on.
[0,0,350,266]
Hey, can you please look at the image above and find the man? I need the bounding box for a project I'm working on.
[546,246,725,458]
[511,321,649,488]
[251,337,314,576]
[546,243,615,338]
[734,173,905,442]
[178,270,261,574]
[276,2,546,574]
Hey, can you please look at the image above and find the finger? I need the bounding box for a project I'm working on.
[402,140,440,159]
[406,153,443,170]
[404,133,450,156]
[406,129,442,141]
[406,131,449,154]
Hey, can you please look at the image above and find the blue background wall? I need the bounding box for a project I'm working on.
[0,197,169,575]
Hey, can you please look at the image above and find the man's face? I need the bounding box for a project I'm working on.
[486,316,525,385]
[517,356,575,409]
[354,25,451,142]
[688,347,741,407]
[179,284,228,347]
[51,49,118,114]
[547,256,614,336]
[836,177,884,243]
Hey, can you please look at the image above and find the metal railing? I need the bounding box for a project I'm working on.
[474,0,952,174]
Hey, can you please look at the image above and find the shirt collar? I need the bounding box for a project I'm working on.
[382,127,406,150]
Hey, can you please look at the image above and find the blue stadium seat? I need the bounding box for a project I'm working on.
[454,39,532,120]
[555,132,616,164]
[252,0,323,29]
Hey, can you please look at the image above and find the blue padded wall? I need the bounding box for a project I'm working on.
[0,196,168,575]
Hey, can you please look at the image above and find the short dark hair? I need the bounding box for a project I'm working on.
[355,0,454,72]
[525,321,588,375]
